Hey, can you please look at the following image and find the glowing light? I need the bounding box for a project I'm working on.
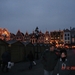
[72,46,75,48]
[56,41,58,44]
[0,28,10,40]
[46,37,48,40]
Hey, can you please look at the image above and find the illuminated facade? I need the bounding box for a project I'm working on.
[50,30,64,47]
[0,28,10,41]
[30,31,37,44]
[44,31,50,44]
[37,31,44,43]
[0,27,75,48]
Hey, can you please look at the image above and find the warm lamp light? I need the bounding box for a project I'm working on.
[46,37,48,40]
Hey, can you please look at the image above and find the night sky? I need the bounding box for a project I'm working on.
[0,0,75,34]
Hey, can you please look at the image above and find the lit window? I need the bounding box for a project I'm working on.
[58,37,59,39]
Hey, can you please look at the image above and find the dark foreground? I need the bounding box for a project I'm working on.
[0,49,75,75]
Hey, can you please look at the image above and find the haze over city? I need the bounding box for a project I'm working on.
[0,0,75,33]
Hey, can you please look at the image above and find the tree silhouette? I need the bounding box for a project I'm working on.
[35,27,39,39]
[35,27,40,59]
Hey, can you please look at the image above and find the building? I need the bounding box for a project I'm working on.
[63,29,71,44]
[24,32,30,42]
[1,27,75,49]
[0,28,10,41]
[10,33,15,40]
[15,30,24,41]
[70,27,75,48]
[63,29,71,48]
[37,31,44,43]
[30,31,37,44]
[44,31,50,44]
[50,30,64,48]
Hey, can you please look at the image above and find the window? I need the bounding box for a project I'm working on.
[33,40,34,43]
[61,36,63,39]
[68,34,69,36]
[68,37,69,40]
[51,37,54,39]
[36,40,37,42]
[58,37,59,39]
[31,40,32,43]
[65,38,66,40]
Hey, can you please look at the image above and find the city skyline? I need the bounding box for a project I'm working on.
[0,26,72,34]
[0,27,75,35]
[0,0,75,33]
[0,27,75,49]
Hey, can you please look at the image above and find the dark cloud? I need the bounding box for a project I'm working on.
[0,0,75,33]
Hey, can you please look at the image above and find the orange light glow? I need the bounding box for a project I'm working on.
[0,28,10,41]
[46,37,48,40]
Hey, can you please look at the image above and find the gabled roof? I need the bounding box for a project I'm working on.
[21,33,24,36]
[16,30,24,36]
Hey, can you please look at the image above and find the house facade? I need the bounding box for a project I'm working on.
[63,29,71,44]
[50,30,64,47]
[70,27,75,48]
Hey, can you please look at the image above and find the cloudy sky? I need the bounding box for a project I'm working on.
[0,0,75,34]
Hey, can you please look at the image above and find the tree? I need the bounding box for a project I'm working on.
[35,27,39,59]
[35,27,39,39]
